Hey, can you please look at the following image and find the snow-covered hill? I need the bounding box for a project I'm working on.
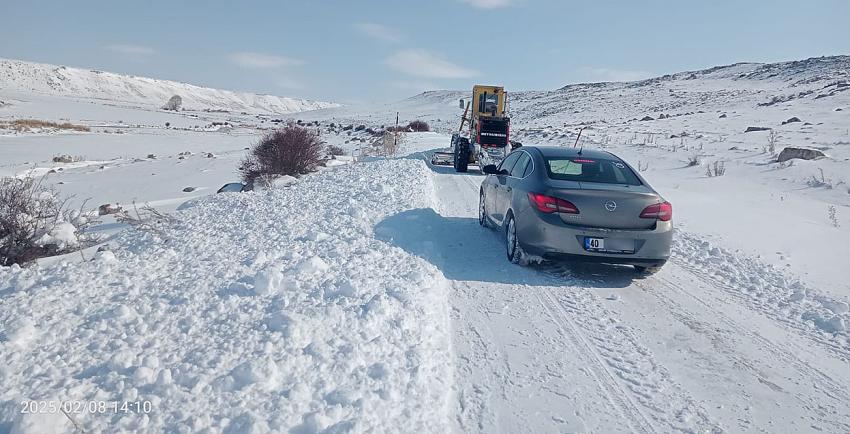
[2,55,850,433]
[388,55,850,128]
[0,58,338,114]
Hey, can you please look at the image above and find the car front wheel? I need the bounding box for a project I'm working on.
[479,192,490,228]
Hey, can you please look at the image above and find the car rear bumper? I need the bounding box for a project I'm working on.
[516,209,672,266]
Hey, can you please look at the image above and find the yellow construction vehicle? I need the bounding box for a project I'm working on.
[431,85,512,172]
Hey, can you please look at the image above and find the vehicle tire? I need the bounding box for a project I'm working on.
[479,191,491,228]
[454,138,469,173]
[505,213,523,264]
[634,265,662,275]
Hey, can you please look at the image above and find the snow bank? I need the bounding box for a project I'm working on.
[0,159,451,433]
[674,231,850,345]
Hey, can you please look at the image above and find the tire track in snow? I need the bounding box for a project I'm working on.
[633,269,850,432]
[671,232,850,362]
[536,265,722,433]
[533,286,659,433]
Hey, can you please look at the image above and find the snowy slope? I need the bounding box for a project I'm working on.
[0,58,338,114]
[0,159,451,433]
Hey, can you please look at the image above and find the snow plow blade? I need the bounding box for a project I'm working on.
[430,151,454,166]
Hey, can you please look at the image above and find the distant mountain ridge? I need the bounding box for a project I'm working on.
[0,58,339,115]
[402,55,849,126]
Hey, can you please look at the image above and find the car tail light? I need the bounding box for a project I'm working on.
[640,202,672,221]
[528,192,579,214]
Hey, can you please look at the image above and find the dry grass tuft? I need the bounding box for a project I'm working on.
[0,119,90,132]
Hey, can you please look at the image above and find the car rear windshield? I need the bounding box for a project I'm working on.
[544,157,642,185]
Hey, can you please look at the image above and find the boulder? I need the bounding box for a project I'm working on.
[781,117,802,125]
[719,114,727,118]
[640,116,654,121]
[182,187,196,193]
[777,147,826,163]
[98,204,122,216]
[52,154,74,163]
[745,126,771,133]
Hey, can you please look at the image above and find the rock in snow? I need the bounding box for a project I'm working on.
[777,146,826,162]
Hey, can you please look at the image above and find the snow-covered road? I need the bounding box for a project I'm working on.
[2,132,850,433]
[410,149,850,433]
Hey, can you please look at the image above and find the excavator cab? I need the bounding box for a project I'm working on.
[431,84,511,172]
[472,85,506,118]
[471,85,510,150]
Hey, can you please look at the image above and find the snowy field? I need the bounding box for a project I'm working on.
[1,56,850,433]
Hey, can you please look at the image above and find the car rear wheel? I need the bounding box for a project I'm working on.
[506,214,522,264]
[634,265,663,275]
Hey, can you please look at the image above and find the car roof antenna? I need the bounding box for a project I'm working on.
[573,127,586,154]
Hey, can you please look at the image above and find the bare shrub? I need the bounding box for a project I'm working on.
[766,130,779,156]
[0,177,98,266]
[687,154,700,167]
[327,144,345,157]
[162,95,182,111]
[239,124,325,183]
[807,168,832,189]
[705,161,726,177]
[636,161,649,172]
[407,120,430,132]
[376,131,405,157]
[115,203,176,237]
[0,119,90,132]
[828,205,839,228]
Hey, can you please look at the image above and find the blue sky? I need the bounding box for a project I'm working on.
[3,0,849,103]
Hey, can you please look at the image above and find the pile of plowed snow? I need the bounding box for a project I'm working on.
[0,159,450,433]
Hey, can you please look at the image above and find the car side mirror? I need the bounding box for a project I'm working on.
[482,164,498,174]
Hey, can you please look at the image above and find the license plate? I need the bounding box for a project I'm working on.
[585,237,604,250]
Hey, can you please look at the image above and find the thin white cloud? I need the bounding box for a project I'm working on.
[461,0,512,9]
[385,49,478,79]
[390,80,441,92]
[274,76,303,90]
[228,52,305,69]
[354,22,401,43]
[579,67,653,82]
[105,44,157,57]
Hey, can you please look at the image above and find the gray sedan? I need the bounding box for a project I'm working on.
[479,146,672,273]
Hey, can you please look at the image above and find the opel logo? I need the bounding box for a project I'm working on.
[604,200,617,212]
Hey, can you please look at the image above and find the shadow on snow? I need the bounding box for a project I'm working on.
[374,208,637,289]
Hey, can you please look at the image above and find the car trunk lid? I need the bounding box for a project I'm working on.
[546,181,661,230]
